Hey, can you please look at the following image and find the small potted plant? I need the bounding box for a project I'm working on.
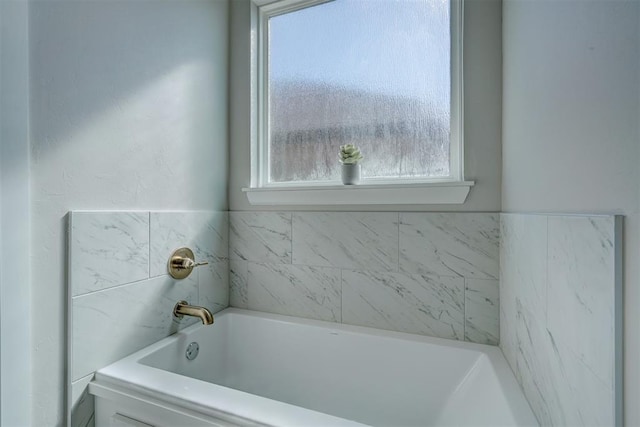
[339,144,364,185]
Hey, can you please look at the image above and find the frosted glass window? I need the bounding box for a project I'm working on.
[266,0,452,184]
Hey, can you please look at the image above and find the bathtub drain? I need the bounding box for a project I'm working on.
[186,342,199,360]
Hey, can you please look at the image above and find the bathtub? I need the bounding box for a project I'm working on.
[90,308,538,427]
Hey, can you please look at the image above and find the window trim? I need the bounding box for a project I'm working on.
[243,181,474,206]
[248,0,471,204]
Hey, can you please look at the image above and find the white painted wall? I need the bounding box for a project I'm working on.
[228,0,503,212]
[0,0,31,425]
[21,0,639,424]
[501,0,640,425]
[28,0,229,424]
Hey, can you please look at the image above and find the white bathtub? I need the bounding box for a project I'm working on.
[90,308,538,427]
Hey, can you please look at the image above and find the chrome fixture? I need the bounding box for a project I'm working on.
[185,342,199,360]
[173,301,214,325]
[168,247,208,279]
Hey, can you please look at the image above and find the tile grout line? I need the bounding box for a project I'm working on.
[196,261,201,307]
[544,216,549,329]
[72,274,171,300]
[243,262,250,311]
[289,211,294,265]
[340,268,344,324]
[397,212,400,273]
[148,211,151,279]
[463,277,467,342]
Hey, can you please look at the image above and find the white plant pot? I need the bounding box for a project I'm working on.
[341,164,361,185]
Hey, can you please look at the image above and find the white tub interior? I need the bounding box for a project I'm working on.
[93,309,537,426]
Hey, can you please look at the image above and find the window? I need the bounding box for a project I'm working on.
[248,0,471,204]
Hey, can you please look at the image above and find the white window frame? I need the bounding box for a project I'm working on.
[245,0,473,205]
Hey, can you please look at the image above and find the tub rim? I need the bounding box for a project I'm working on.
[90,308,534,427]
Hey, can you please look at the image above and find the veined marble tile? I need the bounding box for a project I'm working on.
[198,260,229,314]
[515,300,564,426]
[72,275,198,380]
[500,214,548,317]
[499,250,518,377]
[230,212,292,264]
[230,259,248,309]
[547,215,616,389]
[70,211,150,296]
[149,211,228,277]
[516,299,614,426]
[499,214,547,370]
[549,329,615,427]
[465,278,499,345]
[342,270,464,340]
[247,263,341,322]
[499,300,517,374]
[500,213,618,427]
[292,212,398,272]
[399,213,499,279]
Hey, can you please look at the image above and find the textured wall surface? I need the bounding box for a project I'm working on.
[229,212,500,345]
[69,211,229,427]
[28,1,229,424]
[500,213,621,426]
[0,0,31,425]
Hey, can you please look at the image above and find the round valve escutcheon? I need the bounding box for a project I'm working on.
[168,247,208,279]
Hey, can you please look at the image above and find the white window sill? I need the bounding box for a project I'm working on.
[243,181,475,206]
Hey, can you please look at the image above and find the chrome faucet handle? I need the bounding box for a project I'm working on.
[168,247,208,279]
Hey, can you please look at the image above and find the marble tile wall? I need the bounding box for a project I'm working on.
[69,209,621,427]
[69,210,229,427]
[229,212,500,346]
[499,213,622,426]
